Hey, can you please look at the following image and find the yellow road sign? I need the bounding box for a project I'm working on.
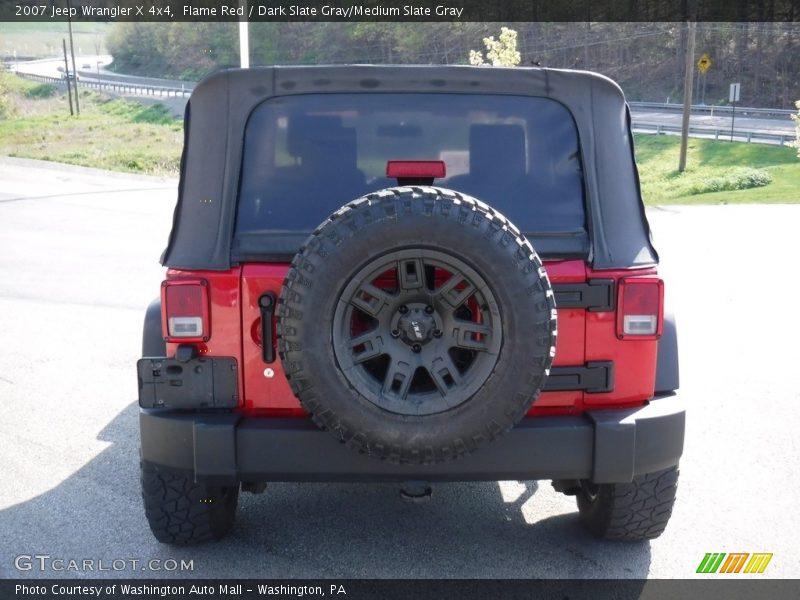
[697,54,712,74]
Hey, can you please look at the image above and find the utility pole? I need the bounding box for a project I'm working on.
[239,1,250,68]
[729,83,741,142]
[678,21,696,173]
[67,0,80,114]
[62,39,74,116]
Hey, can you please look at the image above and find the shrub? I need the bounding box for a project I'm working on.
[687,167,772,195]
[24,84,56,99]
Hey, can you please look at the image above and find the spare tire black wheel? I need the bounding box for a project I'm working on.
[277,187,556,464]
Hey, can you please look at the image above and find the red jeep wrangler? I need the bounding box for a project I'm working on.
[138,65,683,545]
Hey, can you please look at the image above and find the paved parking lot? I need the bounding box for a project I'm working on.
[0,157,798,579]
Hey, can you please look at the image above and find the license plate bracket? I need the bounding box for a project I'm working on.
[137,357,238,409]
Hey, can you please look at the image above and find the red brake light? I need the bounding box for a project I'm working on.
[616,278,664,340]
[161,279,210,342]
[386,160,446,179]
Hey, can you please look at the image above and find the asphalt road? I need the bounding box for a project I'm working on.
[0,157,798,579]
[630,108,794,137]
[9,55,193,90]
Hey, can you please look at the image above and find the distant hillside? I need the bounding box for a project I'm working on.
[106,22,800,108]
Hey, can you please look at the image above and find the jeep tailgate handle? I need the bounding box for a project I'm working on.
[259,293,277,363]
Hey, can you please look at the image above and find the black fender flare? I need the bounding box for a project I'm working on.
[142,297,166,357]
[655,310,679,393]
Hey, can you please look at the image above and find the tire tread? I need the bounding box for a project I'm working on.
[577,466,679,541]
[141,463,238,545]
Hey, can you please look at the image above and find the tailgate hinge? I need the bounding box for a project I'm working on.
[552,279,615,312]
[544,361,614,394]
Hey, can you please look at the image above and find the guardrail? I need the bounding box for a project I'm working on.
[12,71,795,118]
[632,121,796,146]
[13,71,798,146]
[630,101,794,119]
[14,71,191,99]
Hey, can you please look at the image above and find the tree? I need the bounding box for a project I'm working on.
[469,27,521,67]
[102,22,798,106]
[792,100,800,158]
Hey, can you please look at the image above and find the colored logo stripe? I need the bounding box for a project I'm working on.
[696,553,773,574]
[697,553,726,573]
[719,553,749,573]
[744,553,773,574]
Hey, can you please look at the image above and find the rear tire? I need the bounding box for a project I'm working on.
[576,466,679,541]
[141,462,239,545]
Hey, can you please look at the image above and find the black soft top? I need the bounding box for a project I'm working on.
[162,65,657,271]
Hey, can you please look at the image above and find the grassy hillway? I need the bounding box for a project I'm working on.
[634,135,799,205]
[0,71,181,176]
[1,70,797,202]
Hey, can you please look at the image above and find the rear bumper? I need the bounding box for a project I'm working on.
[139,394,684,485]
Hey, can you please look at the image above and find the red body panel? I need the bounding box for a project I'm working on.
[241,264,305,416]
[583,268,660,408]
[165,268,244,401]
[529,260,585,415]
[164,261,661,418]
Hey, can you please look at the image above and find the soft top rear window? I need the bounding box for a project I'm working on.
[234,93,588,259]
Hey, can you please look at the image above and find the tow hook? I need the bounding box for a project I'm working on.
[400,481,433,503]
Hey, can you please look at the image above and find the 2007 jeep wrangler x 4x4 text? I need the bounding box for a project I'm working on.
[137,65,684,545]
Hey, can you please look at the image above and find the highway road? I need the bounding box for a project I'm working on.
[9,57,795,141]
[9,54,113,80]
[9,55,194,91]
[631,107,795,141]
[0,157,798,580]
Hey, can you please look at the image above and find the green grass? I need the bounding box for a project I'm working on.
[1,69,798,194]
[634,135,800,205]
[0,71,182,176]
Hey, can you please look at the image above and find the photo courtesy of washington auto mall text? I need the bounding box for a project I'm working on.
[14,583,347,598]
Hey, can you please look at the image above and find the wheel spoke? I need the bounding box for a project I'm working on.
[433,271,476,310]
[447,319,493,352]
[398,258,426,291]
[349,283,394,318]
[381,357,415,399]
[425,353,462,396]
[349,330,385,364]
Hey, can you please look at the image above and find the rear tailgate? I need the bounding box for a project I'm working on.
[164,262,661,417]
[240,260,591,417]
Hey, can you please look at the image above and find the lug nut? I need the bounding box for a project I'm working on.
[433,329,443,338]
[412,343,422,353]
[425,305,434,314]
[391,329,401,338]
[399,305,409,314]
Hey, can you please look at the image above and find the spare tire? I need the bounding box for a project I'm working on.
[277,187,556,464]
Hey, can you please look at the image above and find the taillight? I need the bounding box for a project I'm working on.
[161,279,210,342]
[616,278,664,340]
